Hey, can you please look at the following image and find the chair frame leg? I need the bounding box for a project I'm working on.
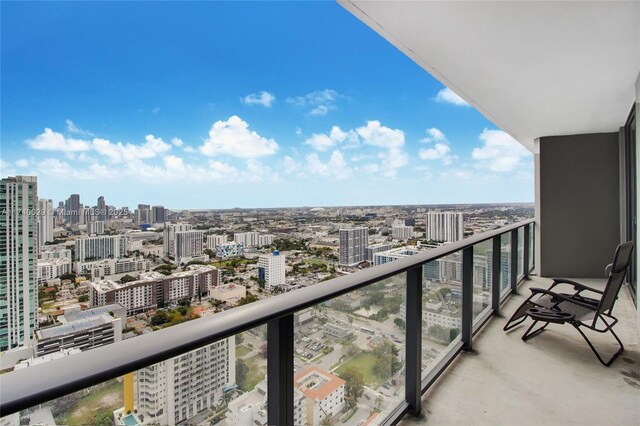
[572,324,624,367]
[504,296,537,332]
[521,320,549,341]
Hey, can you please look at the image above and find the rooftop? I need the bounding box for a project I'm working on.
[399,275,640,425]
[294,366,345,400]
[36,313,114,340]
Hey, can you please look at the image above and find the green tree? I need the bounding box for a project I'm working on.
[78,295,89,303]
[236,359,249,390]
[374,395,384,412]
[340,367,364,407]
[237,293,259,306]
[120,274,137,284]
[150,310,169,326]
[92,411,114,426]
[393,317,405,330]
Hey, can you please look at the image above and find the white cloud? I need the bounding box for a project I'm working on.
[27,128,91,152]
[379,149,409,178]
[472,129,530,172]
[171,137,184,147]
[421,127,446,144]
[287,89,342,116]
[281,156,302,175]
[242,91,276,108]
[309,105,329,116]
[356,121,404,149]
[419,128,456,165]
[15,159,29,168]
[65,119,95,137]
[419,144,453,164]
[208,160,239,178]
[200,115,278,158]
[91,134,171,163]
[435,87,469,107]
[305,126,358,151]
[306,150,351,179]
[0,159,16,176]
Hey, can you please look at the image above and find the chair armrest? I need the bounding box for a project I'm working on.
[529,287,598,310]
[605,263,613,277]
[551,278,604,294]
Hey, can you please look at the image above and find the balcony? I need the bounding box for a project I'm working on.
[1,219,638,426]
[399,275,640,426]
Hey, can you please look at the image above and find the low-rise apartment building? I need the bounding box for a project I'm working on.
[86,266,220,315]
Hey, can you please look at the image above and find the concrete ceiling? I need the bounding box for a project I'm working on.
[339,1,640,151]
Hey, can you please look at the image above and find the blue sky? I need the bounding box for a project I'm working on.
[1,1,533,209]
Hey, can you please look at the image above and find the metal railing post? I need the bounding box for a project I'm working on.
[523,224,530,279]
[405,266,423,416]
[461,246,474,350]
[530,222,536,271]
[267,314,294,426]
[510,229,518,293]
[491,236,502,313]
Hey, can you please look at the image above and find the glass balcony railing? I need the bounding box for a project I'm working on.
[0,220,534,426]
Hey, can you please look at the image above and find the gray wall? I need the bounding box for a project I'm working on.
[538,132,620,277]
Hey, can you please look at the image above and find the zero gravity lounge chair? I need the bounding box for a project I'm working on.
[503,241,635,366]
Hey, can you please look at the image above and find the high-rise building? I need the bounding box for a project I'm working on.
[88,221,105,235]
[79,205,94,225]
[207,234,227,249]
[339,227,368,266]
[164,223,192,257]
[1,176,38,351]
[151,205,166,223]
[365,243,394,262]
[234,231,260,248]
[37,258,72,285]
[97,196,107,221]
[37,198,54,250]
[258,234,274,247]
[68,193,80,225]
[258,251,286,291]
[75,235,127,262]
[134,338,235,426]
[134,204,151,226]
[175,230,204,262]
[425,211,464,242]
[392,225,414,240]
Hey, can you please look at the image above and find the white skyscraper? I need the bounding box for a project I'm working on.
[207,234,227,249]
[234,231,260,248]
[339,227,368,266]
[164,223,193,257]
[37,198,54,250]
[175,230,204,262]
[425,211,464,242]
[88,220,105,235]
[135,338,235,426]
[392,225,414,240]
[258,251,286,291]
[75,235,127,262]
[1,176,38,351]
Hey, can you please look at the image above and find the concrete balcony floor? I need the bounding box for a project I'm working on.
[400,275,640,426]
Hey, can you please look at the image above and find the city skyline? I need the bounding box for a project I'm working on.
[0,1,533,208]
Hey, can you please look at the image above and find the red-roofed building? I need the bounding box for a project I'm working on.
[294,366,346,425]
